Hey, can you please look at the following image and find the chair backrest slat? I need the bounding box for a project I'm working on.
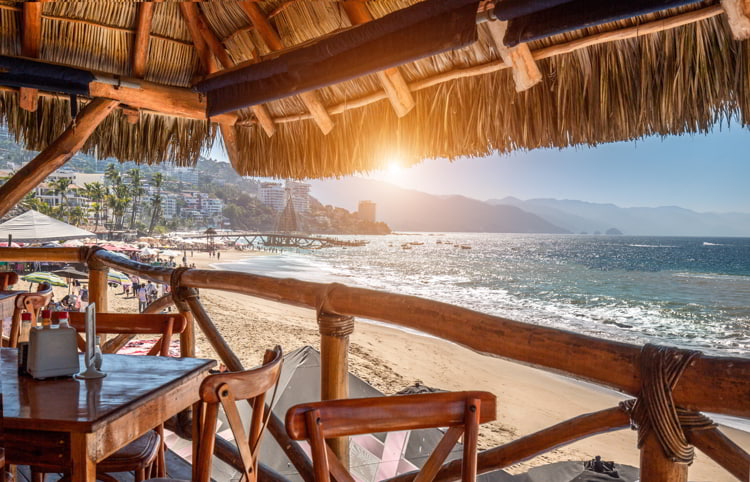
[193,346,283,482]
[285,391,496,482]
[286,391,496,439]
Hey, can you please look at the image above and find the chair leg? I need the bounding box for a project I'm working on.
[135,467,145,482]
[30,470,44,482]
[157,423,167,477]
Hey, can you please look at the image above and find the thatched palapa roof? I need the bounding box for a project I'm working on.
[0,1,748,179]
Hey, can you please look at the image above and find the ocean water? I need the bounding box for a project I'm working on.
[218,234,750,358]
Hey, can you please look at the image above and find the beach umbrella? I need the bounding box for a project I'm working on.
[0,241,21,247]
[509,460,639,481]
[160,250,180,258]
[52,266,88,280]
[108,270,130,285]
[62,239,83,247]
[21,272,68,287]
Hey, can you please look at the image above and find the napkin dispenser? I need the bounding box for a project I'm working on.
[27,324,80,379]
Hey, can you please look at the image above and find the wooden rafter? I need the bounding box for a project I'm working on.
[20,1,42,112]
[239,1,334,134]
[484,20,541,92]
[0,98,119,218]
[179,2,275,137]
[132,2,154,78]
[341,1,415,117]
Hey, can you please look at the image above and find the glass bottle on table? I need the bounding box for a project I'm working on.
[41,309,51,328]
[19,311,32,343]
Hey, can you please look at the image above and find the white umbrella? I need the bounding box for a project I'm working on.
[62,239,83,247]
[160,250,180,258]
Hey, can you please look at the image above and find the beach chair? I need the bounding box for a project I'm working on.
[285,391,496,482]
[151,345,284,482]
[30,312,187,482]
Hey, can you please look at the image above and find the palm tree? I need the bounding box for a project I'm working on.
[127,168,144,230]
[104,163,120,187]
[69,207,87,226]
[83,182,107,229]
[20,192,50,214]
[148,172,164,235]
[108,183,131,230]
[50,177,72,221]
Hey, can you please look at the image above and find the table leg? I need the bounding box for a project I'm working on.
[71,432,96,482]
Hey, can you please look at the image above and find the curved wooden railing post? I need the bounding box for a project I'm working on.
[317,310,354,469]
[86,250,109,314]
[640,434,688,481]
[172,288,196,358]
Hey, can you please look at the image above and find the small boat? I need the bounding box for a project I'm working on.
[436,240,443,244]
[409,242,424,246]
[461,245,472,249]
[401,244,412,250]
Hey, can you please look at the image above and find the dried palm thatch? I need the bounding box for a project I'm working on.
[0,1,747,178]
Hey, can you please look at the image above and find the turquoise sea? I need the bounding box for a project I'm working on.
[218,234,750,358]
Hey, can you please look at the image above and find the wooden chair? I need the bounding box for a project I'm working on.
[0,272,18,290]
[151,345,284,482]
[31,312,187,482]
[7,284,53,348]
[285,391,497,482]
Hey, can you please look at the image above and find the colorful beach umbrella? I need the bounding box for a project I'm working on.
[108,270,130,285]
[21,272,68,287]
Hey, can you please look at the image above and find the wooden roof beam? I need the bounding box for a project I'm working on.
[721,0,750,39]
[132,2,154,78]
[239,1,334,134]
[20,1,42,112]
[0,98,119,219]
[180,2,275,137]
[484,19,541,92]
[341,1,415,117]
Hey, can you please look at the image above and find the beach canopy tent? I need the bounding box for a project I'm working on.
[0,210,95,243]
[165,346,515,481]
[0,0,748,207]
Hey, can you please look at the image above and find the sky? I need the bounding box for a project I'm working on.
[213,125,750,213]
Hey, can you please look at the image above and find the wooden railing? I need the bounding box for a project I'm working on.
[1,246,748,482]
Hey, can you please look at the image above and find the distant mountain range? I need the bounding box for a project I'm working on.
[309,178,567,233]
[310,178,750,236]
[488,197,750,236]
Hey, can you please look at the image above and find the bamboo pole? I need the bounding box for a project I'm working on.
[389,407,630,482]
[318,311,353,468]
[172,290,196,358]
[0,247,81,263]
[687,428,750,482]
[639,434,688,482]
[87,264,108,314]
[0,98,119,219]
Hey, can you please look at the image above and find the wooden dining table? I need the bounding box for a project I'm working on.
[1,348,216,481]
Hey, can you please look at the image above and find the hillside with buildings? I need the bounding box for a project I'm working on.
[0,127,389,235]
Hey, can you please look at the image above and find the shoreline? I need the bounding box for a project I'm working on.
[105,249,749,480]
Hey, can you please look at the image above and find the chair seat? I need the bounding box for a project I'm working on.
[97,430,161,472]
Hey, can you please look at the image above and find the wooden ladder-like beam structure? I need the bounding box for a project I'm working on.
[0,98,119,219]
[179,2,251,169]
[20,1,42,111]
[340,1,415,117]
[179,2,275,138]
[239,1,334,134]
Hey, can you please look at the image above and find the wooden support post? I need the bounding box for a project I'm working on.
[239,1,334,134]
[87,261,109,314]
[173,289,196,358]
[341,1,415,117]
[20,2,42,112]
[317,311,354,468]
[185,291,243,371]
[484,20,541,92]
[219,123,242,172]
[639,434,688,482]
[0,98,119,219]
[180,1,275,137]
[132,2,154,78]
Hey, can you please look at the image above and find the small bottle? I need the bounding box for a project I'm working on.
[19,312,32,343]
[41,309,51,328]
[57,311,70,327]
[94,336,103,369]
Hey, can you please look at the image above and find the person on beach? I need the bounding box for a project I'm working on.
[217,252,220,260]
[137,284,147,312]
[146,281,157,303]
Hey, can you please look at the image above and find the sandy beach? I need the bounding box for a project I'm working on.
[91,249,749,481]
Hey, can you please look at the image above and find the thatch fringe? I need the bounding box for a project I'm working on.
[236,14,747,179]
[0,92,214,166]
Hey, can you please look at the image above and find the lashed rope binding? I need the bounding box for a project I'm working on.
[620,344,716,464]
